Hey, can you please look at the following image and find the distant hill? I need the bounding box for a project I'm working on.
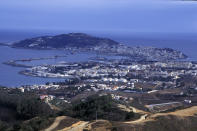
[0,43,9,46]
[12,33,119,49]
[11,33,187,61]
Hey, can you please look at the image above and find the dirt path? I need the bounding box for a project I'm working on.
[117,104,147,114]
[152,106,197,117]
[124,114,148,124]
[44,116,67,131]
[130,106,147,114]
[125,106,197,124]
[45,106,197,130]
[61,121,89,131]
[47,102,60,111]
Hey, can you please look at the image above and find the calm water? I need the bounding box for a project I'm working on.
[0,46,97,87]
[1,31,197,87]
[1,0,197,87]
[0,44,120,87]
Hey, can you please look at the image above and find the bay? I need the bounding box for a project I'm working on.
[1,31,197,87]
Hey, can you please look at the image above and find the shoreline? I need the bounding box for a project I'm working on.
[19,70,73,79]
[3,55,68,68]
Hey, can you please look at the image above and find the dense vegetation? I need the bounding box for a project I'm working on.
[0,87,54,131]
[0,87,136,130]
[63,94,135,121]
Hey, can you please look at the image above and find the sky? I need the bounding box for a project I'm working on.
[0,0,197,33]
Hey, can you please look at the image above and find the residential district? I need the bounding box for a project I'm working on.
[18,58,197,113]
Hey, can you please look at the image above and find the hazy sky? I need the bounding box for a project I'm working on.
[1,0,197,33]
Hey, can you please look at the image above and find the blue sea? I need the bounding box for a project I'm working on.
[0,30,197,87]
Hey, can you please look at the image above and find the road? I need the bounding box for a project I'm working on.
[61,121,89,131]
[124,114,148,124]
[44,116,67,131]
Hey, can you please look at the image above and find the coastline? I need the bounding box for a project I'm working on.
[3,55,68,68]
[19,70,73,79]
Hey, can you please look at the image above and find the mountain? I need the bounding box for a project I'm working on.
[12,33,187,61]
[12,33,119,49]
[0,43,9,46]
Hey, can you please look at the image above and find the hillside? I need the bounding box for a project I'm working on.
[12,33,119,49]
[1,87,197,131]
[0,90,137,131]
[0,87,54,131]
[113,106,197,131]
[42,106,197,131]
[11,33,187,61]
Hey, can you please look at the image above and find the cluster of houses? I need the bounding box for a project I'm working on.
[19,61,197,95]
[17,60,197,109]
[111,94,133,101]
[20,84,60,91]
